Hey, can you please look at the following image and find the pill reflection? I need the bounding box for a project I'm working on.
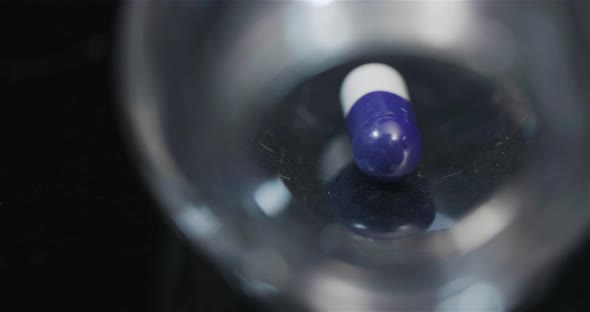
[327,163,436,239]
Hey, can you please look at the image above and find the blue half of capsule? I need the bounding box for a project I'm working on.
[346,91,422,181]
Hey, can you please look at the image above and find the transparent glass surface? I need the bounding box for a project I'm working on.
[121,1,589,311]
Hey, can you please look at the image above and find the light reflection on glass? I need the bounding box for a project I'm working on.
[174,205,220,238]
[306,0,334,7]
[428,212,455,232]
[437,282,504,312]
[254,176,292,217]
[450,196,515,253]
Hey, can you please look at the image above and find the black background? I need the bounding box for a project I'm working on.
[0,2,587,312]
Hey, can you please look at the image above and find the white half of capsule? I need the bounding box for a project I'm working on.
[339,63,411,116]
